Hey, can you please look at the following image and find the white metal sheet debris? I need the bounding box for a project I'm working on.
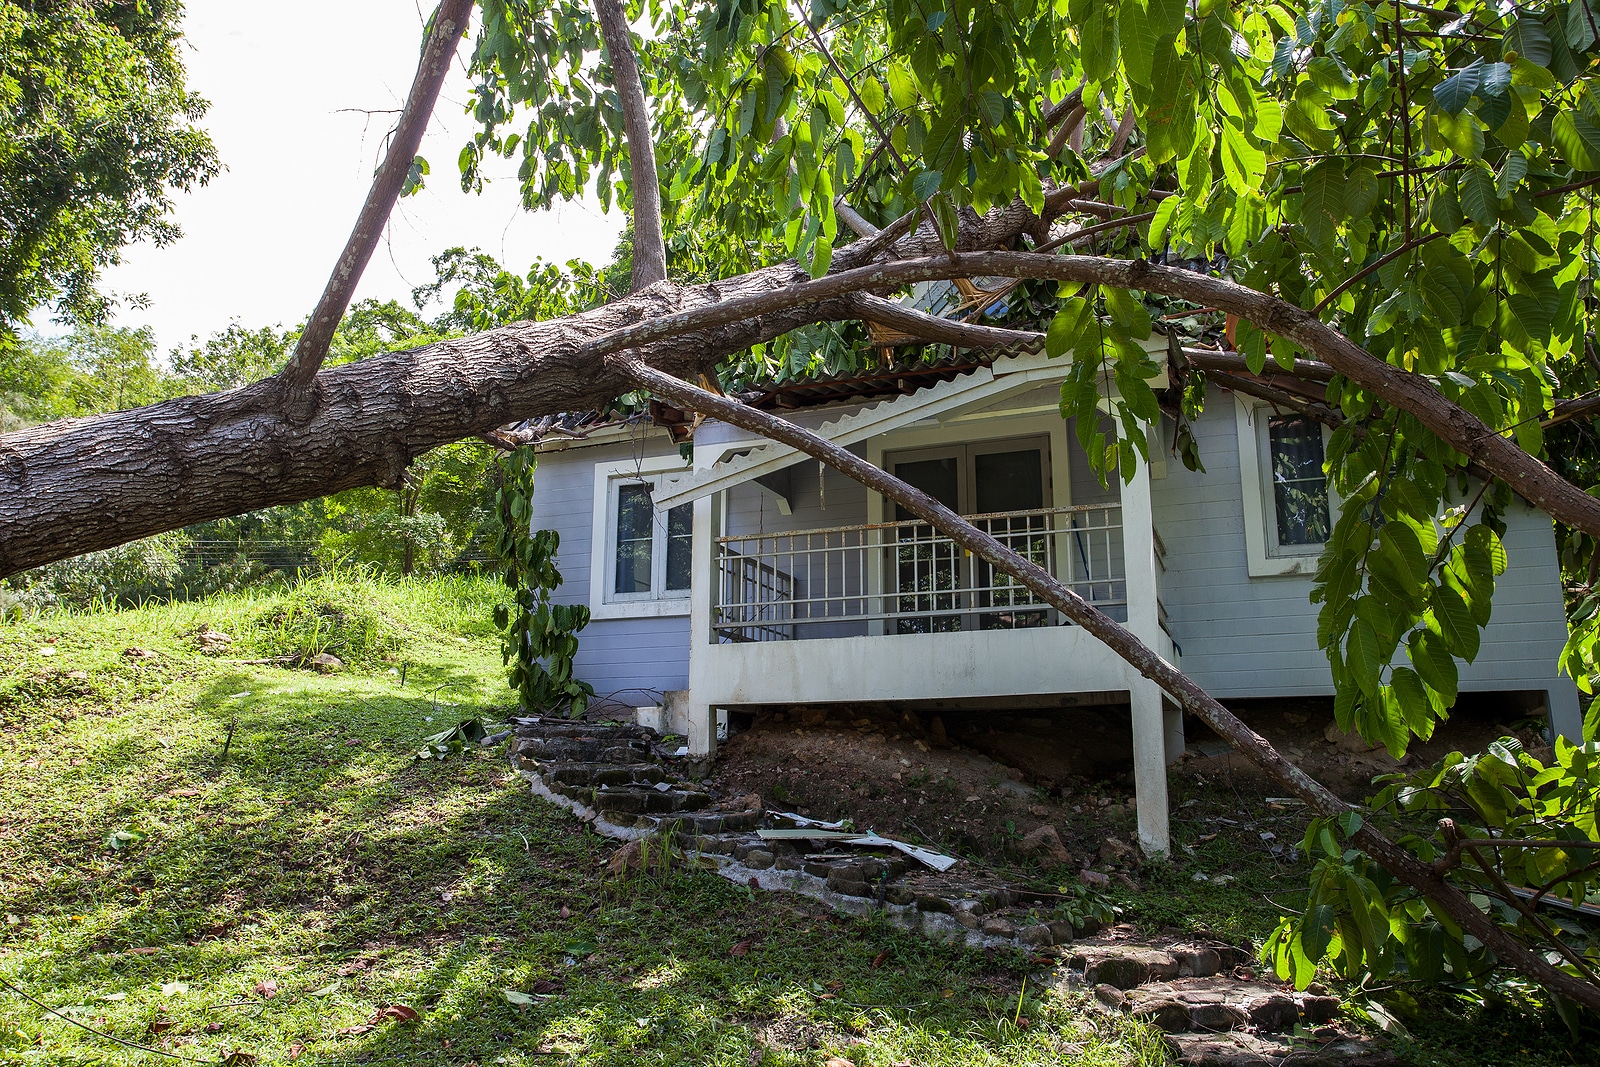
[756,827,958,872]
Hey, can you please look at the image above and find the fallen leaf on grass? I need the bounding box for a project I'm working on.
[288,1043,305,1061]
[558,905,571,919]
[729,940,752,957]
[206,1022,224,1034]
[871,949,889,969]
[504,989,537,1007]
[375,1005,419,1023]
[824,1058,856,1067]
[253,979,278,999]
[148,1019,175,1034]
[168,788,201,797]
[336,959,371,977]
[161,982,188,996]
[308,980,340,997]
[337,1024,375,1037]
[100,993,126,1002]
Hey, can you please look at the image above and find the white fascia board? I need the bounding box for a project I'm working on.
[652,347,1073,509]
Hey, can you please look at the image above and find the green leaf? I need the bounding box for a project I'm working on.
[1104,287,1152,339]
[1300,161,1346,248]
[1458,165,1499,227]
[1346,619,1385,697]
[1552,110,1600,171]
[887,62,917,109]
[1429,583,1481,663]
[857,75,885,116]
[1046,298,1094,358]
[1502,18,1554,66]
[1409,630,1459,704]
[1433,61,1482,116]
[1389,666,1437,738]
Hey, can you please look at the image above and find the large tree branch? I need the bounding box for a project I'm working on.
[9,224,1600,571]
[277,0,472,388]
[619,357,1600,1015]
[573,250,1600,539]
[593,0,667,291]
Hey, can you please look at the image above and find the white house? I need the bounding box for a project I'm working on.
[526,345,1580,853]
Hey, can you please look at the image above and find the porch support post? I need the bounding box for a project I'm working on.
[685,447,723,758]
[1121,452,1172,855]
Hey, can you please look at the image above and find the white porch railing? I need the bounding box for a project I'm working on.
[713,504,1125,642]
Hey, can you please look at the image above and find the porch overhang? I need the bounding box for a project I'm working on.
[653,347,1083,510]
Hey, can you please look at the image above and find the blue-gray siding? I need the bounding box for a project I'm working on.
[531,436,691,703]
[1152,387,1576,714]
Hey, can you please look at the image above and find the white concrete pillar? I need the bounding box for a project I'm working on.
[685,440,723,758]
[1121,450,1173,855]
[1547,681,1584,744]
[1130,680,1171,855]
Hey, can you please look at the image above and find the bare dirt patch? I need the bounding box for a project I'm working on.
[709,703,1143,874]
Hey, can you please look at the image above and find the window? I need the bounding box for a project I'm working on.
[589,456,696,618]
[1235,399,1337,577]
[1266,416,1332,547]
[611,481,692,597]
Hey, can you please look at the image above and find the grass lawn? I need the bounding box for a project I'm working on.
[0,575,1166,1067]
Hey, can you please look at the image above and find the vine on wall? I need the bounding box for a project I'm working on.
[491,447,594,716]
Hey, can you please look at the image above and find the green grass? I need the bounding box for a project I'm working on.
[0,575,1162,1067]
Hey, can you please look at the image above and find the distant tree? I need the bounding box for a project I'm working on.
[0,0,218,338]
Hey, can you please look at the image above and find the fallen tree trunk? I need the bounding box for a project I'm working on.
[620,355,1600,1015]
[11,241,1600,577]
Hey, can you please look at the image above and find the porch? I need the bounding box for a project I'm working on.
[660,350,1182,852]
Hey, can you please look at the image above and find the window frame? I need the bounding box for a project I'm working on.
[588,455,695,619]
[1234,397,1339,578]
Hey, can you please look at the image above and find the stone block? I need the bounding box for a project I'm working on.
[1187,1002,1250,1032]
[954,908,981,930]
[1247,993,1299,1033]
[1047,920,1076,945]
[744,849,776,870]
[885,885,916,906]
[1300,995,1341,1024]
[1178,947,1223,978]
[981,917,1017,938]
[826,867,871,896]
[1093,984,1127,1010]
[1133,998,1192,1033]
[915,894,953,914]
[1019,924,1054,947]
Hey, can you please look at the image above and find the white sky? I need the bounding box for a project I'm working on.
[75,1,624,354]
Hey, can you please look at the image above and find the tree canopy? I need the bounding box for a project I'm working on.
[0,0,217,338]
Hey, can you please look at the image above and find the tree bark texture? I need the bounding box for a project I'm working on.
[622,357,1600,1015]
[278,0,473,387]
[592,0,667,292]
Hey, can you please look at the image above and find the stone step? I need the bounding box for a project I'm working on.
[1071,944,1224,988]
[593,786,712,816]
[1097,977,1341,1036]
[515,737,653,764]
[513,721,656,742]
[543,762,666,787]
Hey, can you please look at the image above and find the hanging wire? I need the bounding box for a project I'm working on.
[0,974,214,1064]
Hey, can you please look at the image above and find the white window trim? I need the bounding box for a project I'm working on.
[588,454,695,619]
[1235,397,1339,578]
